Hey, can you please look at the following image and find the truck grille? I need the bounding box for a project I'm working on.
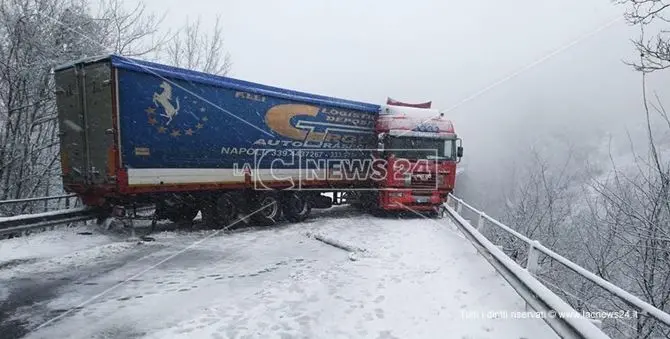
[410,173,437,188]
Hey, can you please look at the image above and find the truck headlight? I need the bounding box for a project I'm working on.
[437,174,444,186]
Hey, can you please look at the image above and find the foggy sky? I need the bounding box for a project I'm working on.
[139,0,668,210]
[142,1,633,104]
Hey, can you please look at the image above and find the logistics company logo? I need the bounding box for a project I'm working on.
[145,81,208,137]
[260,104,374,148]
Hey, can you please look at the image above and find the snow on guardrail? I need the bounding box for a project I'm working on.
[0,194,76,205]
[446,194,670,336]
[443,199,610,339]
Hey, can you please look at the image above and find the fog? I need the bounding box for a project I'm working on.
[141,0,669,212]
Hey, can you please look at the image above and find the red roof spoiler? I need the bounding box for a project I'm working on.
[386,97,432,109]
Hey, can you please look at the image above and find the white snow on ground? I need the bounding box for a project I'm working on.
[0,240,140,281]
[5,207,558,339]
[0,225,120,265]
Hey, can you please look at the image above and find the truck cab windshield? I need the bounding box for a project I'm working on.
[386,136,456,160]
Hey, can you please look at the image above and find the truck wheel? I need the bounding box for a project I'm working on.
[199,194,237,229]
[282,193,311,222]
[215,193,238,228]
[168,206,198,228]
[95,204,113,225]
[251,192,281,226]
[200,199,219,228]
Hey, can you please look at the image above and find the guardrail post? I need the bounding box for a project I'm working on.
[477,212,485,231]
[456,199,463,214]
[524,241,541,312]
[128,215,136,238]
[526,240,541,275]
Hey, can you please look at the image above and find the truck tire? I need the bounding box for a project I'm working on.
[167,206,198,228]
[282,193,311,222]
[215,193,238,228]
[95,204,113,225]
[251,192,281,226]
[200,199,219,228]
[156,201,196,225]
[200,193,238,229]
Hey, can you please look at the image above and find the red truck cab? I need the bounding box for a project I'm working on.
[374,104,463,212]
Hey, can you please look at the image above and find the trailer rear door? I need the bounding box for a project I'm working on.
[55,61,115,186]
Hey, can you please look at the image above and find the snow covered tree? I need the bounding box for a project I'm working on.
[464,3,669,337]
[0,0,232,216]
[598,3,670,334]
[493,139,588,260]
[0,0,112,216]
[615,0,670,72]
[585,83,670,338]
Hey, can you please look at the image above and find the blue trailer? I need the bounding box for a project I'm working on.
[54,54,382,225]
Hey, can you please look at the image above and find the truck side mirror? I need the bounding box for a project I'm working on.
[456,138,463,162]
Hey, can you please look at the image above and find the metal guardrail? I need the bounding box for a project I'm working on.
[0,205,155,237]
[0,207,97,236]
[0,194,79,217]
[0,194,77,205]
[443,196,610,339]
[446,194,670,338]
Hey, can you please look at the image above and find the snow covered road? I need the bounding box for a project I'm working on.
[0,206,558,339]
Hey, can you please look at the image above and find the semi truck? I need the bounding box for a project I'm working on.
[53,54,463,227]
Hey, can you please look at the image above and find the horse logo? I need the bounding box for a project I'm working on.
[152,81,180,125]
[144,81,208,138]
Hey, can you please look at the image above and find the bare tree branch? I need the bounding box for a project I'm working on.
[161,15,232,75]
[616,0,670,72]
[0,0,229,216]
